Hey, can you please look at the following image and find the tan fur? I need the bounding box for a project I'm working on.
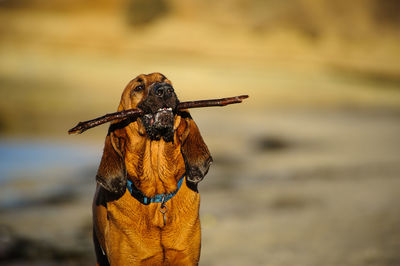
[92,73,211,265]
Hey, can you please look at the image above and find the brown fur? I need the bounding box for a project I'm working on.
[92,73,212,265]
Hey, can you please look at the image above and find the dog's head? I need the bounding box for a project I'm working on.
[96,73,212,195]
[119,72,179,142]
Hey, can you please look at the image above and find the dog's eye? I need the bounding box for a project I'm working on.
[134,85,144,92]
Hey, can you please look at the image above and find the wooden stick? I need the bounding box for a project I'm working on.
[68,109,144,135]
[68,95,248,135]
[177,95,248,109]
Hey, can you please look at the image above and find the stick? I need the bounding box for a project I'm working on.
[177,95,248,109]
[68,109,144,134]
[68,95,248,135]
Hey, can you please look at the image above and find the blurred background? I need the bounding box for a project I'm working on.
[1,0,400,265]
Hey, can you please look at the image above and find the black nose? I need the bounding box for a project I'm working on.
[153,83,174,98]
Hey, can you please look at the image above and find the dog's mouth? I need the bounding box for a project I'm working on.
[143,107,174,128]
[140,108,175,142]
[138,82,179,142]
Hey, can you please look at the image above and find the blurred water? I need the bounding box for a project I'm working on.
[0,138,100,183]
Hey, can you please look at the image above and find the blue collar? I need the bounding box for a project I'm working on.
[126,175,184,205]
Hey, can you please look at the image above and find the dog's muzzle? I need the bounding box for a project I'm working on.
[138,82,179,141]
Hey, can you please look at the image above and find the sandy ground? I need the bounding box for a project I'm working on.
[1,109,400,266]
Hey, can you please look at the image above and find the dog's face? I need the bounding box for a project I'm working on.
[119,73,179,141]
[96,73,212,195]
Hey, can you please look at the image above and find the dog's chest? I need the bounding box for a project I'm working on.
[124,139,186,196]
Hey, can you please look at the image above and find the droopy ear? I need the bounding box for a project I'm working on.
[180,112,213,187]
[96,130,126,196]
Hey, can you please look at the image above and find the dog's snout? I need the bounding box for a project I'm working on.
[154,83,174,98]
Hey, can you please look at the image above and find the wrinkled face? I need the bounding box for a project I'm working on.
[119,73,180,142]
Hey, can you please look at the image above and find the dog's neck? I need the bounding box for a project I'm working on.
[124,127,186,198]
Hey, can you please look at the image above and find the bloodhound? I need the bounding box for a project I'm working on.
[92,73,212,265]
